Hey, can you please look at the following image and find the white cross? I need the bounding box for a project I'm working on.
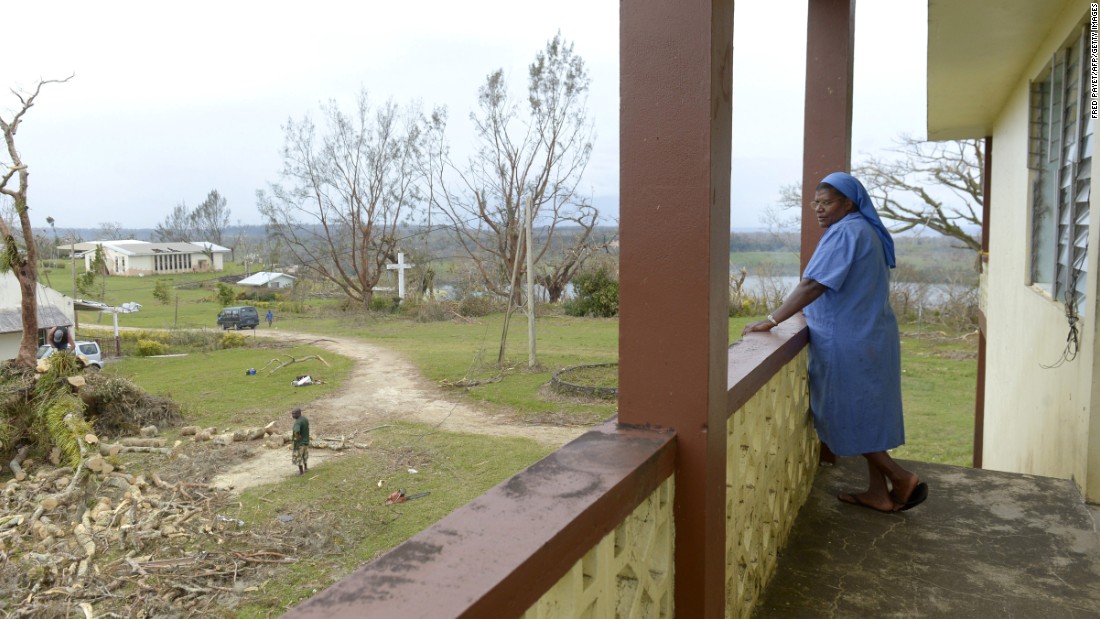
[386,252,416,300]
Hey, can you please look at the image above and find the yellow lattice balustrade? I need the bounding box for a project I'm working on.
[725,348,818,617]
[523,476,675,619]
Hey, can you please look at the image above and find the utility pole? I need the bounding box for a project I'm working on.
[497,191,525,366]
[525,197,537,369]
[70,235,79,331]
[70,237,76,298]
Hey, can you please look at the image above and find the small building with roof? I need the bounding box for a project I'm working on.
[0,272,74,360]
[237,271,296,289]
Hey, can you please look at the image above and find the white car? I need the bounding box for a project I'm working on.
[37,341,104,369]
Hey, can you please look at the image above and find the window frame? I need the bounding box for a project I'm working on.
[1027,22,1092,313]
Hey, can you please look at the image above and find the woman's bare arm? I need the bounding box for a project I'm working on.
[741,278,827,335]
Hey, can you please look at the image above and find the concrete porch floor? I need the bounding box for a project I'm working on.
[754,458,1100,618]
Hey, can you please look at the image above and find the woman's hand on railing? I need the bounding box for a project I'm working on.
[741,320,776,336]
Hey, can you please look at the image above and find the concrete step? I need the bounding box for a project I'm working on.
[754,457,1100,618]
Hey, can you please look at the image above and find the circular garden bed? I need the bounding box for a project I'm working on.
[550,363,619,400]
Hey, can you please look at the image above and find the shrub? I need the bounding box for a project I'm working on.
[749,262,792,313]
[931,279,980,331]
[215,282,236,306]
[221,332,248,349]
[458,295,494,317]
[370,295,400,313]
[728,267,753,317]
[236,290,281,303]
[152,279,173,305]
[399,298,451,322]
[136,339,168,357]
[565,266,619,317]
[82,327,235,356]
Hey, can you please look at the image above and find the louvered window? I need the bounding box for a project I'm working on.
[1028,24,1092,313]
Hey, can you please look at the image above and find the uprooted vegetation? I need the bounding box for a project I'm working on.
[0,354,337,617]
[2,354,178,462]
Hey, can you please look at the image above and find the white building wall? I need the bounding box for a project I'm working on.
[128,255,155,275]
[0,272,75,360]
[0,333,19,361]
[271,275,294,289]
[982,1,1100,499]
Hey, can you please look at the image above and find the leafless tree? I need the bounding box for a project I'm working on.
[97,221,124,240]
[535,225,615,302]
[774,137,983,252]
[153,201,195,243]
[855,137,982,252]
[0,76,72,368]
[192,189,230,245]
[257,90,426,307]
[427,33,599,302]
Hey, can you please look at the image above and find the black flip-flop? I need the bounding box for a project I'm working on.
[838,492,897,514]
[891,482,929,512]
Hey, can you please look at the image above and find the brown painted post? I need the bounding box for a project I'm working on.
[973,136,992,469]
[802,0,854,466]
[800,0,856,273]
[619,0,733,616]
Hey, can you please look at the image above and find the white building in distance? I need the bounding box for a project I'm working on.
[62,240,230,275]
[237,271,296,289]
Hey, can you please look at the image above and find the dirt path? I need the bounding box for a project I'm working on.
[212,330,587,491]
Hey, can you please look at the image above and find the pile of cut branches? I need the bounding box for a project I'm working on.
[80,373,182,437]
[0,451,340,617]
[0,357,181,466]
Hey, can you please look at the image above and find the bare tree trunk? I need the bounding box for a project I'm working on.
[14,261,38,367]
[0,77,71,367]
[525,198,537,369]
[497,220,526,365]
[547,283,566,303]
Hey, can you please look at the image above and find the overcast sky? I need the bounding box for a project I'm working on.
[1,0,926,233]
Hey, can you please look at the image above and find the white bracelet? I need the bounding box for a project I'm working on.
[767,314,779,326]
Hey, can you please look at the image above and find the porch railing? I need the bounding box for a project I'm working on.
[283,321,815,618]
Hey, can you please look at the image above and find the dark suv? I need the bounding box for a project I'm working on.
[217,305,260,330]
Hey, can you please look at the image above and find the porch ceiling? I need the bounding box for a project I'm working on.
[927,0,1076,140]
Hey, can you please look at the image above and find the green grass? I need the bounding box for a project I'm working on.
[892,331,977,466]
[729,251,800,275]
[104,344,355,429]
[231,424,553,616]
[60,259,975,465]
[266,312,624,422]
[39,261,252,330]
[557,363,617,387]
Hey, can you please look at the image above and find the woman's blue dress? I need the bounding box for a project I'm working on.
[802,212,905,456]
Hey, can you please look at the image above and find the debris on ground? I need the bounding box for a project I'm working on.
[0,438,349,617]
[383,489,430,505]
[258,354,330,377]
[80,373,183,438]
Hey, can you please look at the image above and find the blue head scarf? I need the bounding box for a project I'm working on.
[820,172,896,268]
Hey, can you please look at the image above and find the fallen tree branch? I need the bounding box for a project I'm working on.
[120,438,166,448]
[440,374,503,388]
[9,445,29,481]
[262,354,330,376]
[232,427,266,442]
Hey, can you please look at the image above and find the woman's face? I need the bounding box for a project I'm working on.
[812,188,854,229]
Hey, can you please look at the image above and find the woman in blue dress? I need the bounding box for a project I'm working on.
[743,172,928,513]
